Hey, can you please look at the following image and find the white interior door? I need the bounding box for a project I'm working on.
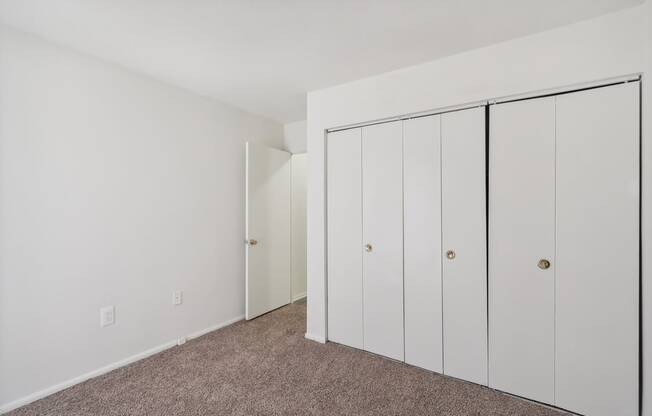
[362,121,404,361]
[403,115,443,372]
[245,142,291,320]
[327,128,363,349]
[555,83,639,416]
[489,97,556,403]
[441,107,487,385]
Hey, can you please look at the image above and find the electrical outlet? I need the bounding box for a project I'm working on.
[100,306,115,327]
[172,291,183,305]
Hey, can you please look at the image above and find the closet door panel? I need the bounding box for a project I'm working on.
[555,83,639,416]
[327,128,363,349]
[488,98,555,403]
[441,107,487,385]
[404,115,443,372]
[362,121,404,361]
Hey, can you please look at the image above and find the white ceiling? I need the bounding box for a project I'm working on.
[0,0,643,123]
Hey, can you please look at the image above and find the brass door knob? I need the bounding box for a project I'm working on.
[246,239,258,246]
[446,250,456,260]
[538,259,551,270]
[364,244,373,252]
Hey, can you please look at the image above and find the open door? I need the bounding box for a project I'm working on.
[245,142,291,320]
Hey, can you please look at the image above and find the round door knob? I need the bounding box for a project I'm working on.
[246,239,258,246]
[538,259,551,270]
[364,244,373,252]
[446,250,455,260]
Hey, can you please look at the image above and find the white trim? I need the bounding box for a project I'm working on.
[0,314,244,414]
[186,315,244,341]
[489,73,640,104]
[292,292,307,302]
[290,154,295,305]
[327,100,487,133]
[326,74,641,134]
[304,332,326,344]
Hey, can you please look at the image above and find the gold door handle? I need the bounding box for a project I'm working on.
[538,259,551,270]
[246,239,258,246]
[446,250,456,260]
[364,244,373,252]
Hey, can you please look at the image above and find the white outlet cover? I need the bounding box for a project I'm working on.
[173,291,183,305]
[100,306,115,327]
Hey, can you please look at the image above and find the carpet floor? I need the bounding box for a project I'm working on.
[9,302,569,416]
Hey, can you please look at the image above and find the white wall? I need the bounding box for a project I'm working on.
[0,25,283,411]
[285,121,307,301]
[283,120,307,154]
[644,1,652,414]
[291,154,307,301]
[306,2,652,412]
[284,120,308,299]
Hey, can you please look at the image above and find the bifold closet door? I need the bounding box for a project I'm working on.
[441,107,487,385]
[403,108,487,381]
[489,82,639,415]
[404,115,443,372]
[327,128,363,349]
[489,97,556,403]
[362,121,404,361]
[555,83,639,416]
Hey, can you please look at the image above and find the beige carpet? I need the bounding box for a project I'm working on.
[9,302,568,415]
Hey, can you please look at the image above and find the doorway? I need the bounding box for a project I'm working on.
[245,142,307,319]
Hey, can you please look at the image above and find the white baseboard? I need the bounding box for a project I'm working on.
[304,332,326,344]
[186,315,244,341]
[0,314,244,414]
[292,292,307,302]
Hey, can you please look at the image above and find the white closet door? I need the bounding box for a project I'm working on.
[489,98,556,403]
[327,128,363,349]
[441,107,487,385]
[403,115,443,372]
[555,83,639,416]
[362,121,404,361]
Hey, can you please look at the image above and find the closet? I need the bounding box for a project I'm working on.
[404,108,487,383]
[361,121,404,360]
[327,107,487,383]
[326,80,640,416]
[327,121,404,361]
[327,127,363,350]
[489,82,639,416]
